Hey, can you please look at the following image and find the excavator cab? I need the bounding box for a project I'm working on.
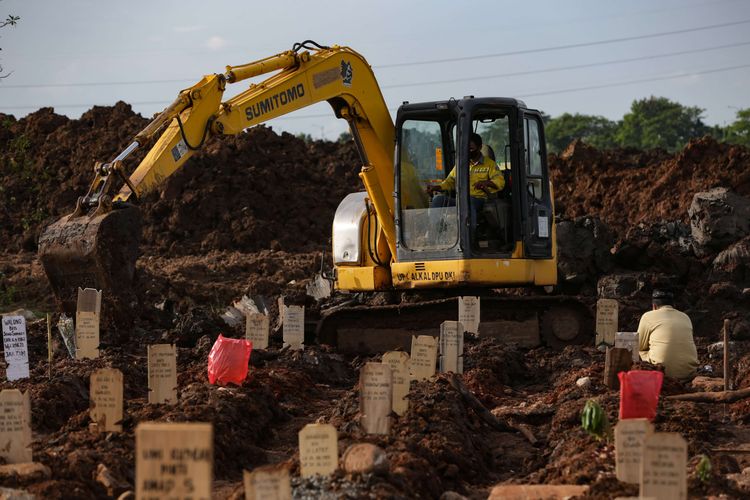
[394,97,553,266]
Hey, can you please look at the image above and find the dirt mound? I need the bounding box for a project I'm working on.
[550,137,750,231]
[0,104,361,255]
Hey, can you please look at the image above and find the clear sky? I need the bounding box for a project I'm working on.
[0,0,748,140]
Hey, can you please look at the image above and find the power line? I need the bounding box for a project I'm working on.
[376,18,750,68]
[2,19,750,91]
[381,40,750,89]
[2,63,749,116]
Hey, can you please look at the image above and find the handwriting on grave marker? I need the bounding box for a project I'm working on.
[282,305,304,350]
[148,344,177,404]
[382,351,410,416]
[439,321,464,374]
[640,432,687,500]
[615,418,653,484]
[0,389,32,464]
[458,296,480,335]
[136,422,212,500]
[298,423,338,477]
[244,464,292,500]
[246,313,269,350]
[360,362,392,435]
[596,298,619,347]
[2,316,29,381]
[76,288,101,359]
[410,335,438,381]
[90,368,123,433]
[615,332,640,362]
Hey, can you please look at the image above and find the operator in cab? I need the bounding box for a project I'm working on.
[427,133,504,232]
[637,290,699,380]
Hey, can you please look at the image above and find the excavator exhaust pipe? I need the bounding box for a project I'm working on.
[38,198,141,318]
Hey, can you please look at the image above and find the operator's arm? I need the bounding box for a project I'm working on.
[439,167,457,191]
[637,313,651,360]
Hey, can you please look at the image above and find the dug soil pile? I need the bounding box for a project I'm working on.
[2,104,750,498]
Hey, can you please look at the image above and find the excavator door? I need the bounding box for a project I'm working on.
[519,111,553,259]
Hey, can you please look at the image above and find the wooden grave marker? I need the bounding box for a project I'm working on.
[439,321,464,374]
[359,362,392,435]
[640,432,687,500]
[298,423,338,477]
[2,315,29,381]
[243,464,292,500]
[148,344,177,404]
[409,335,438,381]
[604,347,633,390]
[382,351,410,416]
[246,312,270,350]
[615,418,653,484]
[136,422,213,500]
[595,298,618,347]
[615,331,640,362]
[282,305,304,350]
[458,296,480,335]
[76,287,101,359]
[90,368,123,433]
[0,389,32,464]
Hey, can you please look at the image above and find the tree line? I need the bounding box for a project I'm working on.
[543,96,750,153]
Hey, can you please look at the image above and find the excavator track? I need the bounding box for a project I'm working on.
[316,294,594,354]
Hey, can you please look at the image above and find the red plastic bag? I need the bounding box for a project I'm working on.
[208,334,252,386]
[619,370,664,421]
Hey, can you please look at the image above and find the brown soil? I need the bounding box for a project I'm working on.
[1,105,750,498]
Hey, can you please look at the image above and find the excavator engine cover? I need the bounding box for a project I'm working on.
[38,204,142,316]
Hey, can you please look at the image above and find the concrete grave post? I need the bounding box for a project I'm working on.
[298,423,338,477]
[615,332,640,363]
[409,335,438,381]
[640,432,687,500]
[76,287,101,359]
[90,368,123,433]
[596,298,618,347]
[243,464,292,500]
[439,321,464,374]
[382,351,410,416]
[148,344,177,404]
[2,315,29,381]
[0,389,32,464]
[282,305,304,350]
[615,418,653,484]
[458,296,480,335]
[246,312,270,350]
[359,362,392,435]
[136,422,213,500]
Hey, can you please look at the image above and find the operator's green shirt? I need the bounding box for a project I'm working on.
[637,306,698,380]
[439,154,504,198]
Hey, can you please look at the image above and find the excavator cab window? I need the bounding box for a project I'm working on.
[397,118,459,252]
[469,112,514,252]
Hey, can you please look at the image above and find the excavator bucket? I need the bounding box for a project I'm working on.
[38,204,141,317]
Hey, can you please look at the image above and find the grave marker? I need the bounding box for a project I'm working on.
[148,344,177,404]
[604,347,633,390]
[90,368,123,433]
[382,351,410,416]
[282,305,304,350]
[359,362,392,435]
[615,418,653,484]
[615,332,640,362]
[409,335,438,381]
[243,464,292,500]
[298,423,338,477]
[2,316,29,381]
[439,321,464,374]
[596,298,618,347]
[246,313,270,350]
[458,296,480,335]
[136,422,212,500]
[0,389,32,464]
[76,288,101,359]
[640,432,687,500]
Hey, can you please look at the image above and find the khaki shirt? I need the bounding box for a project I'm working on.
[637,306,698,380]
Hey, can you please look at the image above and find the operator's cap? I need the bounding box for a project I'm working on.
[652,289,674,300]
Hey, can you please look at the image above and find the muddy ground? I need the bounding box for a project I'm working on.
[1,105,750,498]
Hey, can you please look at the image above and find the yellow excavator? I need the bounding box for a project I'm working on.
[38,41,591,352]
